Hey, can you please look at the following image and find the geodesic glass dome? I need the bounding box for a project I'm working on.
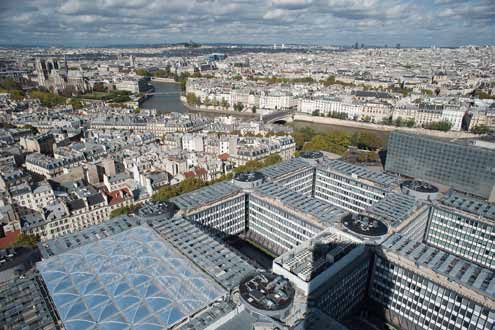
[37,225,225,330]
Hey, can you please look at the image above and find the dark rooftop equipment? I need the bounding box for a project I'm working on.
[233,171,265,189]
[342,214,388,237]
[239,271,295,318]
[401,179,441,201]
[234,171,265,182]
[136,200,178,218]
[401,180,439,193]
[300,151,324,159]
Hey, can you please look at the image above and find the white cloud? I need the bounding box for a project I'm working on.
[0,0,493,46]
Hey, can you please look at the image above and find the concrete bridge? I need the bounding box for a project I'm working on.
[144,92,182,96]
[262,111,295,124]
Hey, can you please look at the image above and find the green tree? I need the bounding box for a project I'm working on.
[221,98,229,109]
[29,90,66,107]
[405,118,415,128]
[423,121,452,131]
[263,154,282,166]
[361,115,372,123]
[21,124,39,134]
[234,102,244,112]
[251,105,257,113]
[421,89,433,96]
[292,127,316,150]
[381,116,393,125]
[186,92,198,106]
[135,68,150,76]
[471,124,492,135]
[110,204,141,218]
[394,117,404,127]
[12,233,40,247]
[351,132,384,151]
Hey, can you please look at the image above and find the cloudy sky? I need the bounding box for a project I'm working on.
[0,0,494,47]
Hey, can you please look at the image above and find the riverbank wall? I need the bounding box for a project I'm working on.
[293,114,475,138]
[150,77,177,83]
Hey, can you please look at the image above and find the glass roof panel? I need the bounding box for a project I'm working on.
[37,225,225,329]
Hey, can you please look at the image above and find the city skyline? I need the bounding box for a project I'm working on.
[1,0,494,47]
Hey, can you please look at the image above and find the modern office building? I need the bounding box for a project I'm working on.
[385,131,495,201]
[260,157,316,196]
[425,191,495,270]
[315,159,399,213]
[248,182,347,255]
[273,228,370,320]
[170,181,246,235]
[370,233,495,330]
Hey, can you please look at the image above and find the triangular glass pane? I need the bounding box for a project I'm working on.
[115,296,140,311]
[65,301,87,319]
[64,319,96,330]
[167,307,184,325]
[84,294,109,308]
[133,305,151,323]
[96,321,129,330]
[146,297,171,312]
[121,303,140,323]
[145,284,160,297]
[134,323,163,330]
[54,278,73,292]
[99,303,119,321]
[82,281,101,294]
[72,272,95,284]
[114,282,130,296]
[53,293,79,306]
[88,301,108,321]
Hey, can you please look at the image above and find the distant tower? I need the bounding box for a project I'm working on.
[396,43,401,49]
[130,55,135,68]
[64,54,68,75]
[35,58,48,87]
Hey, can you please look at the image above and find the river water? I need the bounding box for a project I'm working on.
[143,81,389,142]
[141,81,188,113]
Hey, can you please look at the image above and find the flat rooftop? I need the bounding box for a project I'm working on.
[253,182,347,227]
[275,231,358,282]
[170,181,242,210]
[38,216,146,258]
[37,225,226,330]
[259,157,314,179]
[366,192,419,227]
[440,191,495,221]
[152,216,256,290]
[322,159,398,188]
[0,273,60,330]
[382,233,495,301]
[173,300,237,330]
